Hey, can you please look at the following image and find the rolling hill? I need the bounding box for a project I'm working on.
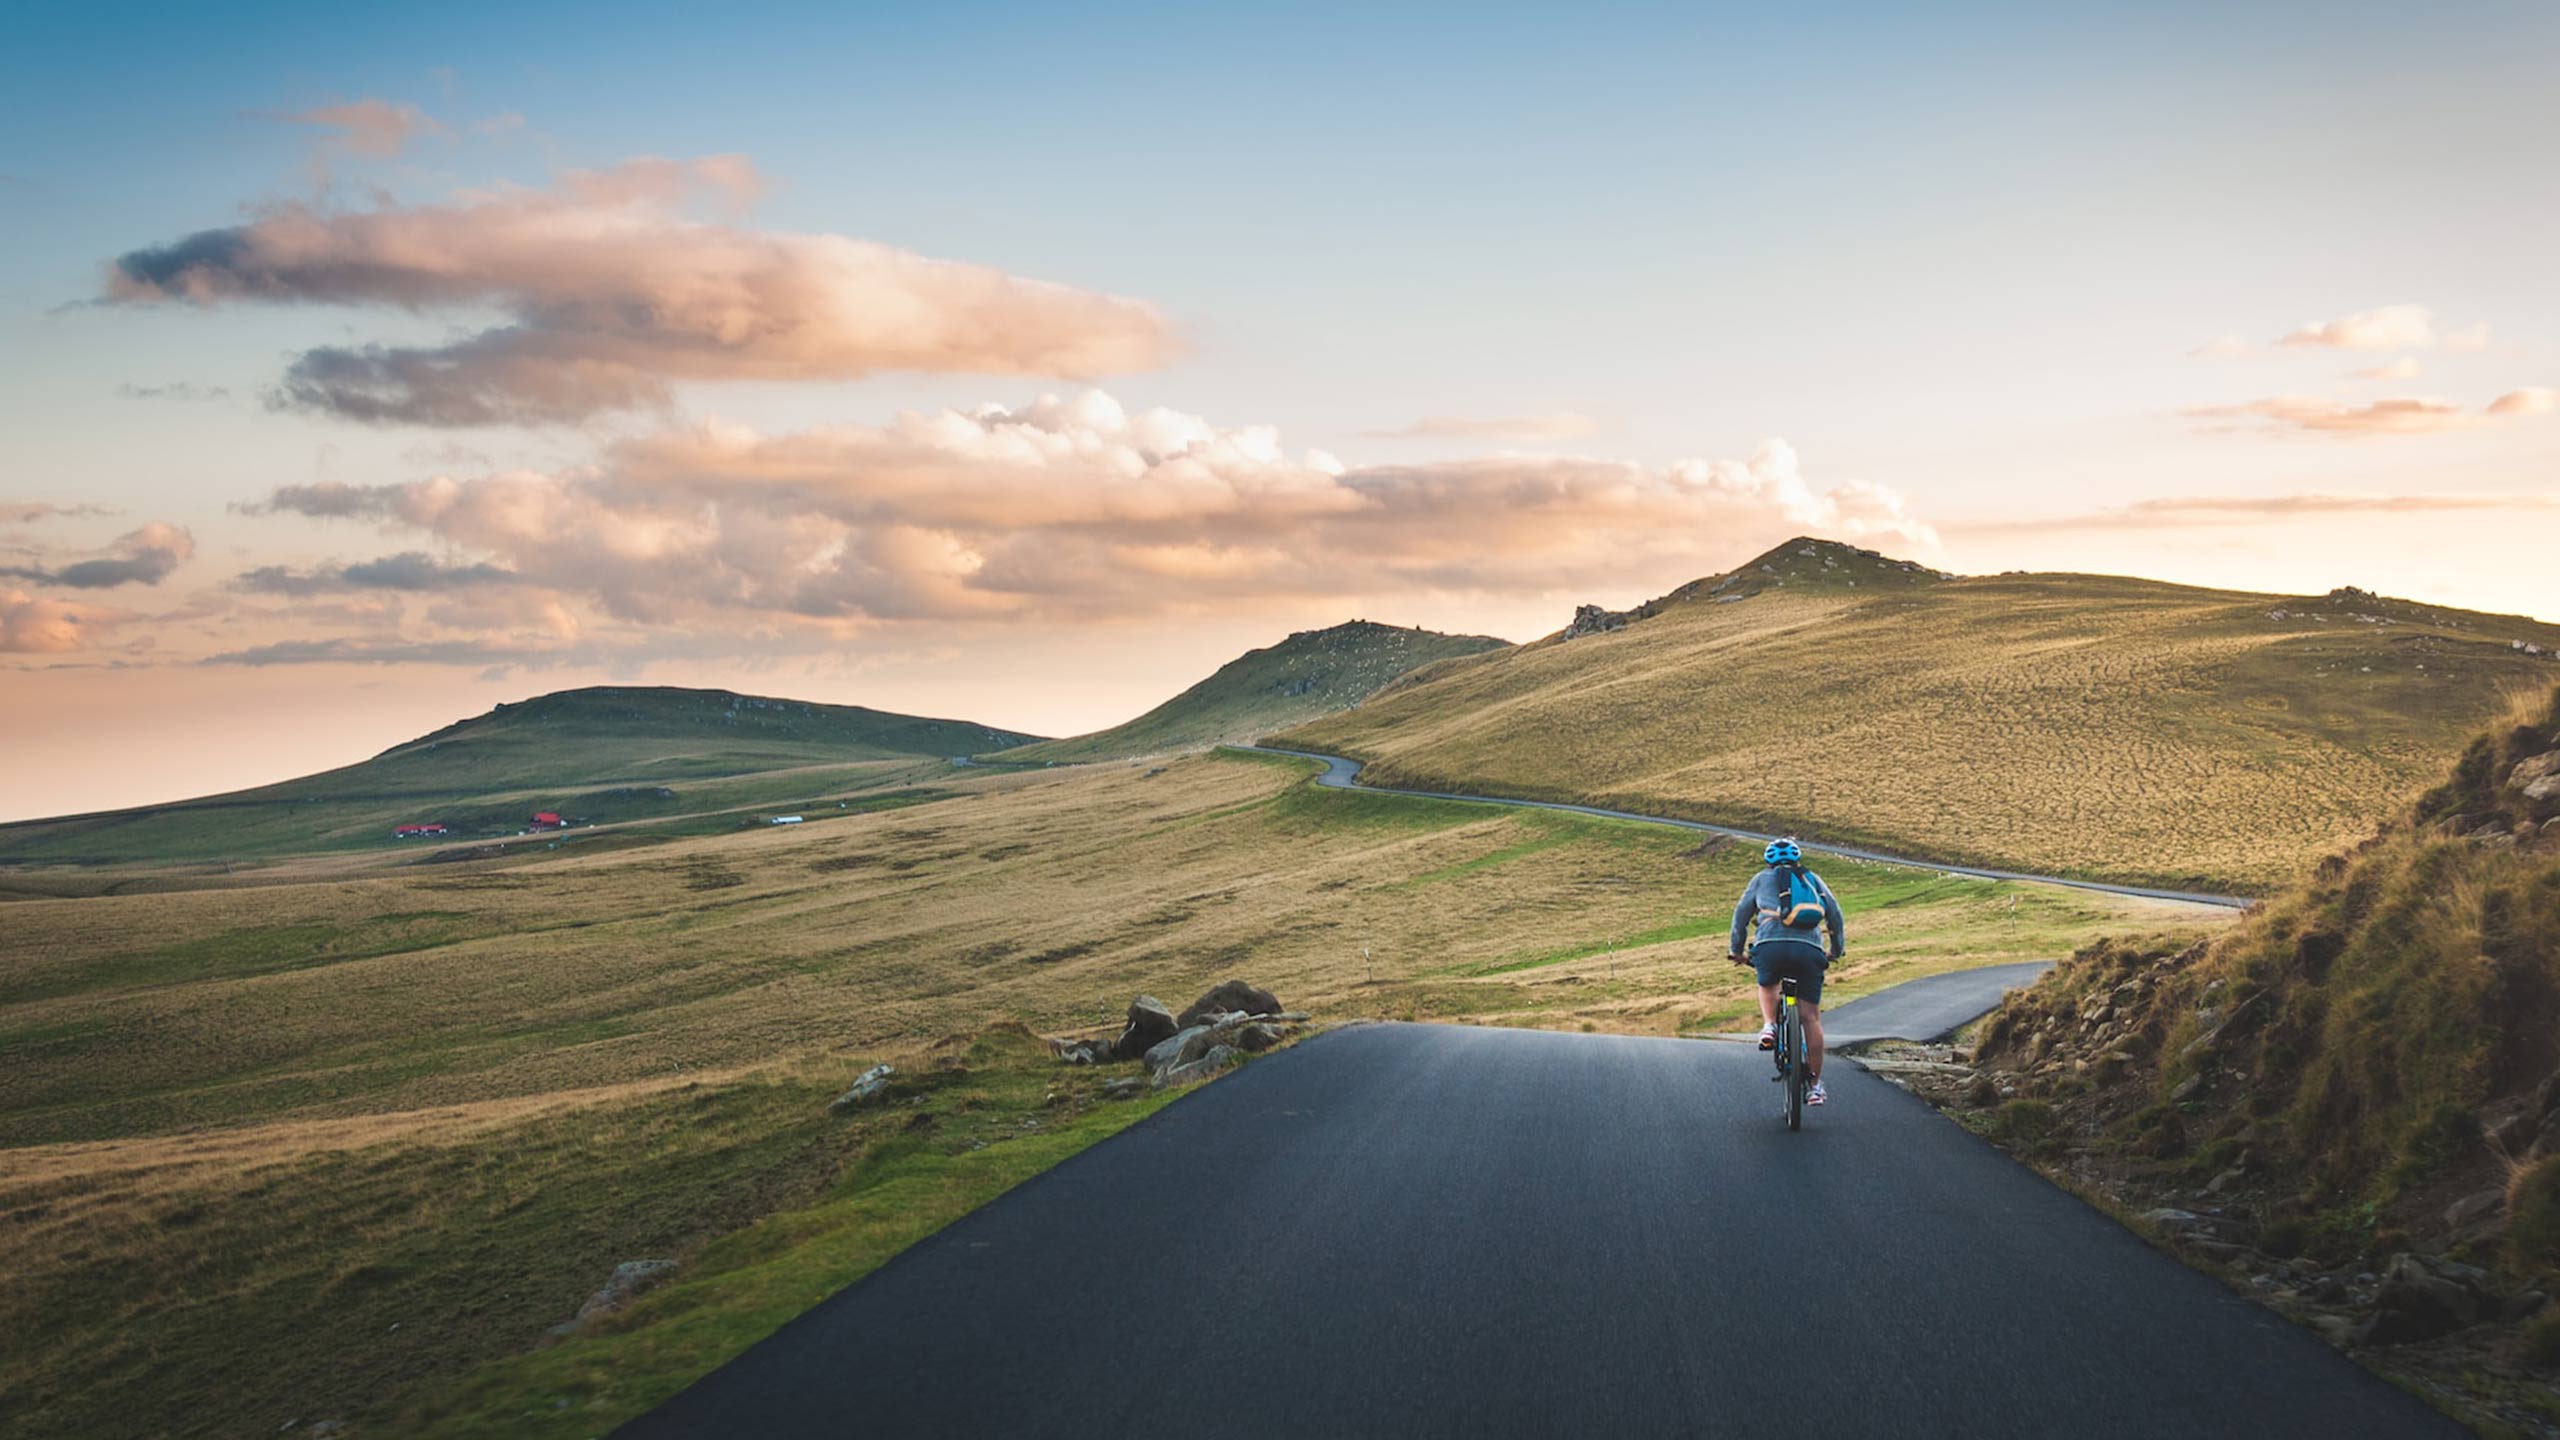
[0,686,1042,868]
[993,619,1509,763]
[1278,538,2560,891]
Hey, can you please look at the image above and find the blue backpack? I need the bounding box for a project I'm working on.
[1770,864,1827,930]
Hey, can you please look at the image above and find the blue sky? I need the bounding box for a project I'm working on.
[3,0,2556,816]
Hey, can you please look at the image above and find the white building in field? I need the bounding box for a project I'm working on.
[770,815,804,825]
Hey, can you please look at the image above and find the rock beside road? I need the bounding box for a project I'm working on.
[1177,980,1280,1028]
[1111,995,1179,1060]
[1054,982,1304,1089]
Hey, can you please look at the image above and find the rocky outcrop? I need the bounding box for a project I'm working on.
[1177,980,1279,1028]
[1053,983,1303,1089]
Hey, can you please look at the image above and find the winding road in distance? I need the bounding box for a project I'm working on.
[619,1019,2455,1439]
[1237,745,2255,910]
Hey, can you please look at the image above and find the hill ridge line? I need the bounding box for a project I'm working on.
[1233,744,2254,909]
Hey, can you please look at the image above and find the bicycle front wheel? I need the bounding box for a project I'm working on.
[1784,1013,1805,1131]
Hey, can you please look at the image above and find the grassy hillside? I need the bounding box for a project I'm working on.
[995,619,1508,763]
[1938,686,2560,1423]
[0,686,1040,867]
[0,748,2225,1437]
[1281,538,2560,892]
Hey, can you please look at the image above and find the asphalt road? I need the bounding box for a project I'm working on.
[1819,961,2055,1046]
[1237,745,2253,910]
[619,1023,2456,1439]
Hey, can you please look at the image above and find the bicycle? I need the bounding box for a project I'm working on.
[1770,974,1808,1131]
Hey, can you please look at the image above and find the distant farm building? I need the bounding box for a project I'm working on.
[529,811,565,829]
[393,823,450,838]
[769,815,804,825]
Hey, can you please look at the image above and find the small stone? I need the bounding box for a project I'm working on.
[577,1258,679,1322]
[828,1063,897,1114]
[1100,1077,1146,1101]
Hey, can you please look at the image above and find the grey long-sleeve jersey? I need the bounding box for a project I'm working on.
[1730,866,1845,958]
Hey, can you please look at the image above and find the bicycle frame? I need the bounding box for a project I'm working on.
[1773,975,1807,1131]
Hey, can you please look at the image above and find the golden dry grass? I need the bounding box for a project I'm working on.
[1282,548,2560,892]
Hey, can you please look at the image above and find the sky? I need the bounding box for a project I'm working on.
[3,0,2557,821]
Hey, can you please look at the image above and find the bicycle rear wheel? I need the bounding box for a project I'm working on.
[1783,1010,1805,1131]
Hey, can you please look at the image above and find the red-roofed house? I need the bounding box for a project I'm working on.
[394,823,450,838]
[529,811,565,829]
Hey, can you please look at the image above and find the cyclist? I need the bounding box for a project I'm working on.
[1728,837,1846,1105]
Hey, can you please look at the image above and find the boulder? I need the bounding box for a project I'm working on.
[1100,1077,1147,1101]
[1053,1038,1112,1065]
[1109,995,1179,1060]
[2442,1188,2506,1230]
[1235,1022,1284,1053]
[2357,1254,2478,1345]
[1154,1044,1241,1089]
[827,1063,897,1114]
[577,1259,678,1322]
[2508,750,2560,790]
[1177,980,1280,1028]
[1143,1025,1213,1074]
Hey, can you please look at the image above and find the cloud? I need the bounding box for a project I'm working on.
[2349,357,2421,381]
[234,551,522,596]
[2279,304,2446,351]
[2188,335,2251,361]
[103,158,1177,426]
[1963,491,2557,535]
[242,481,405,519]
[271,98,442,158]
[0,589,85,652]
[1362,412,1597,442]
[117,381,230,401]
[1,501,117,524]
[0,523,196,588]
[238,390,1938,635]
[2183,390,2554,436]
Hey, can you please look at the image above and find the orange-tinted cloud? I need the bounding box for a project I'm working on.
[0,589,85,652]
[2183,390,2554,436]
[103,159,1177,426]
[2279,304,2445,351]
[237,390,1937,644]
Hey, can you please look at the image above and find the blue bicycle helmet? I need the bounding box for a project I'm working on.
[1763,838,1802,865]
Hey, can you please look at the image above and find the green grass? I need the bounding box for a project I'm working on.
[996,619,1507,763]
[0,686,1037,867]
[397,1034,1180,1438]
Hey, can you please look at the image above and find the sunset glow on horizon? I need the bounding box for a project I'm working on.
[5,1,2557,821]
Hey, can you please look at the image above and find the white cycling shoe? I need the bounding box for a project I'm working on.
[1755,1022,1777,1051]
[1806,1079,1828,1105]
